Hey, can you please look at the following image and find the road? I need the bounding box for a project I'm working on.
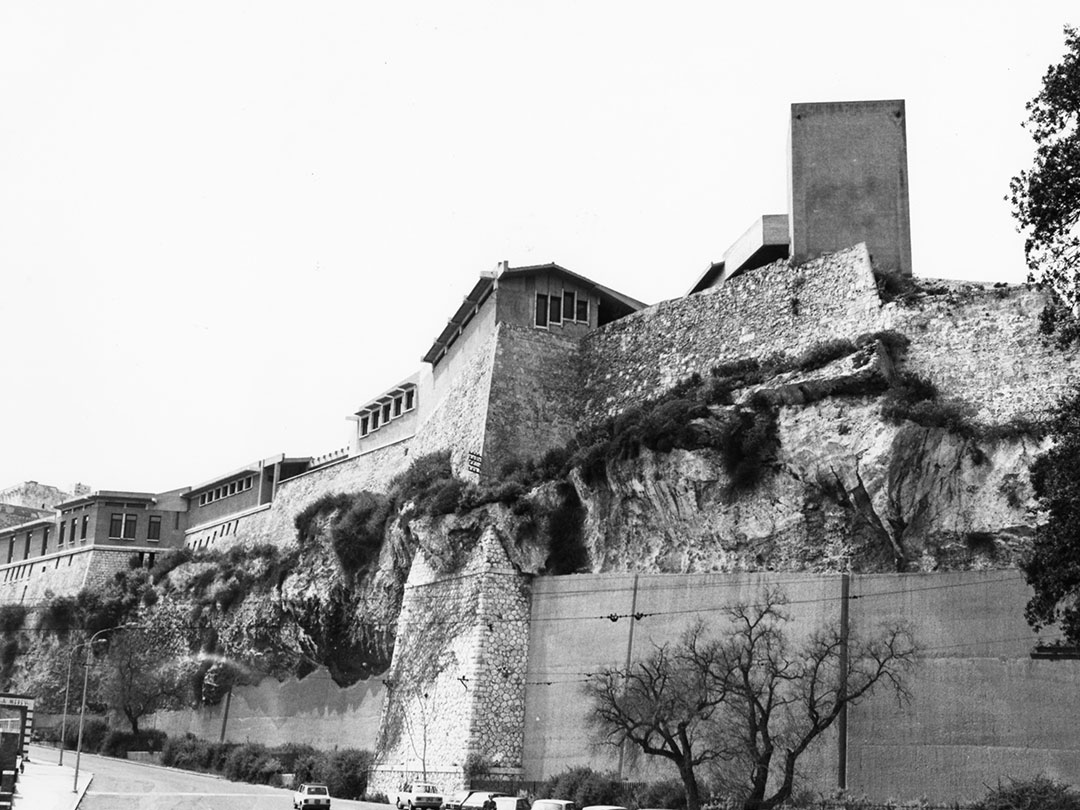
[29,744,389,810]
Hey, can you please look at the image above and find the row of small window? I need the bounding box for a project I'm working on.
[188,518,241,551]
[359,389,417,437]
[535,290,589,328]
[108,513,162,541]
[198,476,254,507]
[3,554,76,582]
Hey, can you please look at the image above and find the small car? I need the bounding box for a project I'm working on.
[444,791,474,810]
[494,798,529,810]
[294,783,332,809]
[532,801,576,810]
[396,782,443,810]
[460,791,510,810]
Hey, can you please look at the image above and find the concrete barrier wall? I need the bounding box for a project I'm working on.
[524,570,1074,804]
[149,667,386,749]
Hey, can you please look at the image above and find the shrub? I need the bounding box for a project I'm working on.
[388,451,453,505]
[972,776,1080,810]
[634,778,687,810]
[223,742,275,783]
[795,338,856,371]
[0,605,27,634]
[162,733,220,771]
[63,719,109,753]
[318,748,373,800]
[854,329,910,356]
[540,767,628,808]
[427,479,467,516]
[100,729,167,757]
[150,547,194,585]
[330,491,392,572]
[294,492,355,545]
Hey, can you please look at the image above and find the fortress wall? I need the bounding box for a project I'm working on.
[484,324,583,470]
[580,244,882,421]
[523,570,1078,804]
[0,547,96,604]
[409,323,499,479]
[886,285,1080,423]
[149,666,386,749]
[222,446,415,551]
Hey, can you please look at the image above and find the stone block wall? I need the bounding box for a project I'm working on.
[483,323,583,470]
[580,244,882,421]
[886,283,1080,423]
[0,547,141,605]
[408,325,499,479]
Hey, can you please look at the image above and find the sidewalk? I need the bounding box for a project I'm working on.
[15,746,92,810]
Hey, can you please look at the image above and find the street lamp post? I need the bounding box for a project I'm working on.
[72,623,138,793]
[57,643,79,767]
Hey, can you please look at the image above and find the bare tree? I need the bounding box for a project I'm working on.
[97,627,193,736]
[585,588,916,810]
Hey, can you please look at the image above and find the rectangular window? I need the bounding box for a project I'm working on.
[70,519,77,543]
[59,522,67,545]
[109,514,123,539]
[42,526,50,555]
[549,294,562,324]
[81,515,88,540]
[535,294,548,327]
[6,539,13,564]
[122,514,137,540]
[576,297,589,322]
[360,415,369,436]
[405,389,415,410]
[371,409,380,430]
[382,402,391,423]
[393,396,403,417]
[24,533,31,559]
[563,291,576,320]
[148,515,161,541]
[229,482,236,496]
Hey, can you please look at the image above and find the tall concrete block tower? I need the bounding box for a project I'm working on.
[789,99,912,278]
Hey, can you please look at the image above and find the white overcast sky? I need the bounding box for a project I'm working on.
[0,2,1074,494]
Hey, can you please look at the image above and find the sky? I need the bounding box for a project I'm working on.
[0,1,1075,494]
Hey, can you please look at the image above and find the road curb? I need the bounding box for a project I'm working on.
[71,774,92,810]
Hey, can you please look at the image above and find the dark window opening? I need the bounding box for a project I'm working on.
[382,402,391,422]
[110,514,123,539]
[148,515,161,541]
[563,291,576,320]
[535,294,548,327]
[42,527,50,556]
[122,515,137,540]
[393,396,402,417]
[81,515,88,539]
[360,415,369,436]
[59,522,67,545]
[577,297,589,322]
[405,389,415,410]
[371,410,380,430]
[549,294,561,324]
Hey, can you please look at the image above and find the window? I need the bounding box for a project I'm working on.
[59,521,66,546]
[360,415,369,436]
[42,526,50,555]
[148,515,161,541]
[393,396,403,417]
[382,402,391,423]
[81,515,88,539]
[6,539,13,564]
[536,294,548,327]
[405,389,415,410]
[371,410,380,430]
[70,519,77,543]
[110,514,123,539]
[549,294,562,324]
[23,533,31,559]
[576,297,589,322]
[563,291,576,320]
[122,514,137,540]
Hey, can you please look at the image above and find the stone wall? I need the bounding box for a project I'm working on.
[0,547,140,605]
[409,325,499,479]
[484,323,583,470]
[886,283,1080,423]
[0,481,74,510]
[580,244,882,421]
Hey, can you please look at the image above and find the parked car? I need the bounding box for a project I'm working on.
[396,782,443,810]
[494,798,529,810]
[581,806,627,810]
[293,783,332,809]
[444,790,474,810]
[460,791,509,810]
[531,801,576,810]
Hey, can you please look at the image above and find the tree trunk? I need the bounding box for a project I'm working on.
[742,751,773,810]
[677,757,702,810]
[125,708,140,736]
